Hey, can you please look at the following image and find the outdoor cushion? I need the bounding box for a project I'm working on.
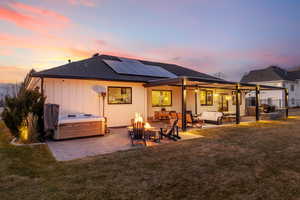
[198,111,223,122]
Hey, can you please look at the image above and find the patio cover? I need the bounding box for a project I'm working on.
[144,76,286,91]
[144,76,288,131]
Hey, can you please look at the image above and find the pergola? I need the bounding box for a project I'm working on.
[144,76,288,131]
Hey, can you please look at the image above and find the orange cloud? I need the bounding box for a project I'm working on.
[0,66,29,83]
[11,2,70,24]
[0,2,71,34]
[67,48,93,57]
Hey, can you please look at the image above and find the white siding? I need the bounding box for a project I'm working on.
[147,87,246,117]
[43,78,248,127]
[147,86,182,117]
[43,78,147,127]
[196,89,246,116]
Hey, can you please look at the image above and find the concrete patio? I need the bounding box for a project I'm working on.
[46,127,203,161]
[46,117,260,161]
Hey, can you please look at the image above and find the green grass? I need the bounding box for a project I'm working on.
[1,115,300,200]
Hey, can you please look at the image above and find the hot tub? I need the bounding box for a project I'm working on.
[54,114,106,140]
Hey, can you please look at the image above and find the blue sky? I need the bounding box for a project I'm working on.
[0,0,299,82]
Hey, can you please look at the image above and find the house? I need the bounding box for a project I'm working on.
[241,66,300,108]
[27,54,286,131]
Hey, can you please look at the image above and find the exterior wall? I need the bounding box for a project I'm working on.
[195,89,246,116]
[285,80,300,107]
[27,77,41,91]
[147,86,246,117]
[43,78,147,127]
[147,86,182,117]
[42,78,248,127]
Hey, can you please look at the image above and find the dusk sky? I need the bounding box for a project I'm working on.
[0,0,300,83]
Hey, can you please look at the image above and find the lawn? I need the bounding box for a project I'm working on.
[1,115,300,200]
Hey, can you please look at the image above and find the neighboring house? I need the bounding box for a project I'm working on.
[241,66,300,108]
[27,54,283,128]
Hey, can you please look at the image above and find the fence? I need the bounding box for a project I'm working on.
[246,97,300,108]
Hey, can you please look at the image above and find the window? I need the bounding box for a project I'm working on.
[291,84,295,92]
[152,90,172,107]
[291,98,295,105]
[108,87,132,104]
[199,90,213,106]
[232,91,242,105]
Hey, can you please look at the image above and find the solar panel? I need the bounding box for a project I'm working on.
[103,58,177,78]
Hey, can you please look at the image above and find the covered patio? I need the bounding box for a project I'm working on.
[145,76,288,131]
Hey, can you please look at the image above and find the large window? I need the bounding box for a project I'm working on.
[108,87,132,104]
[232,91,242,105]
[152,90,172,107]
[199,90,213,106]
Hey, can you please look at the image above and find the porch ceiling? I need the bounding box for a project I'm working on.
[144,76,285,91]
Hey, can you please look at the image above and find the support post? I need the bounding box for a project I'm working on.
[235,85,240,124]
[41,77,44,97]
[182,78,187,131]
[284,88,289,119]
[255,85,260,121]
[195,88,198,115]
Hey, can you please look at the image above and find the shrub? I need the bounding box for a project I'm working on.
[2,97,23,137]
[1,87,45,141]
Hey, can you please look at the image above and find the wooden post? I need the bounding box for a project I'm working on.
[284,88,289,119]
[235,85,240,124]
[255,86,260,121]
[182,78,187,131]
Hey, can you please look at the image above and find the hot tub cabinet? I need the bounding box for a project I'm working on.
[54,116,106,140]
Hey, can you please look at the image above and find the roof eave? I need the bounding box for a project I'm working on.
[31,73,149,83]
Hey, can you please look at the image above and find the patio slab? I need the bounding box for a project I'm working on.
[46,127,204,161]
[47,128,133,161]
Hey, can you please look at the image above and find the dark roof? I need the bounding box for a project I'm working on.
[32,54,220,82]
[288,69,300,80]
[241,66,300,82]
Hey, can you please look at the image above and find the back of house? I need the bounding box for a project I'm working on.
[29,54,279,128]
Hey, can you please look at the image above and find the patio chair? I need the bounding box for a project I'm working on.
[160,119,180,141]
[186,112,204,128]
[159,111,170,120]
[129,121,146,146]
[154,111,160,121]
[176,113,193,128]
[169,111,177,119]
